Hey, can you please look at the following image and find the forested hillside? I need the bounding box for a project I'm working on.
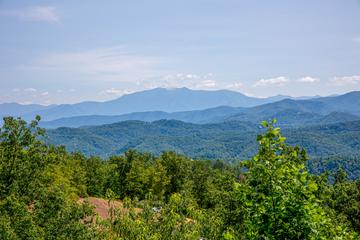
[1,117,359,239]
[47,119,360,175]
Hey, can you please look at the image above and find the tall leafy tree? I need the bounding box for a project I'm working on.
[0,116,48,200]
[237,120,354,239]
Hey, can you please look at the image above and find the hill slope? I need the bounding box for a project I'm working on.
[47,120,360,160]
[0,102,52,117]
[40,106,242,128]
[226,91,360,124]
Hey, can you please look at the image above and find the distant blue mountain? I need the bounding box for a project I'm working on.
[0,102,53,117]
[39,91,360,128]
[226,91,360,125]
[39,106,242,128]
[2,88,359,127]
[18,88,291,121]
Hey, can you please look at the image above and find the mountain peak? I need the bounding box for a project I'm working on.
[4,88,359,122]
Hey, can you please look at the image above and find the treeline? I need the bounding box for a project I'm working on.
[0,116,359,239]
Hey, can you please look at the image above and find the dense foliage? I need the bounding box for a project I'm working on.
[308,154,360,180]
[1,116,360,239]
[47,119,360,176]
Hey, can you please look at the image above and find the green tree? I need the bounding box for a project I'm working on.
[83,156,108,196]
[331,169,360,233]
[0,116,49,201]
[237,120,354,239]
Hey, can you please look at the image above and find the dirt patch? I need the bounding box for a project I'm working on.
[79,197,123,219]
[79,197,141,220]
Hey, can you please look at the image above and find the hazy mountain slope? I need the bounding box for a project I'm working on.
[0,102,52,117]
[40,91,360,128]
[312,91,360,115]
[226,91,360,125]
[22,88,289,121]
[5,89,358,126]
[40,111,169,128]
[46,120,360,159]
[40,106,242,128]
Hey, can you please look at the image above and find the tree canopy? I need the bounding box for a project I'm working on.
[0,116,359,239]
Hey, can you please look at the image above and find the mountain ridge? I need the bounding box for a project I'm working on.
[1,87,302,121]
[39,91,360,128]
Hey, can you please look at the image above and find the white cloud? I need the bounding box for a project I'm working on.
[20,101,34,105]
[0,6,59,22]
[20,46,163,83]
[352,37,360,43]
[99,88,134,96]
[198,79,217,88]
[152,73,217,89]
[40,91,49,96]
[253,76,288,87]
[297,76,320,83]
[186,74,196,79]
[24,88,37,92]
[226,82,244,90]
[332,75,360,85]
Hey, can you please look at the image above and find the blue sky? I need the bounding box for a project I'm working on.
[0,0,360,104]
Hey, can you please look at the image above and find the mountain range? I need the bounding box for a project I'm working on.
[2,87,359,171]
[39,91,360,128]
[0,87,303,121]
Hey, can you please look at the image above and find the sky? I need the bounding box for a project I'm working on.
[0,0,360,105]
